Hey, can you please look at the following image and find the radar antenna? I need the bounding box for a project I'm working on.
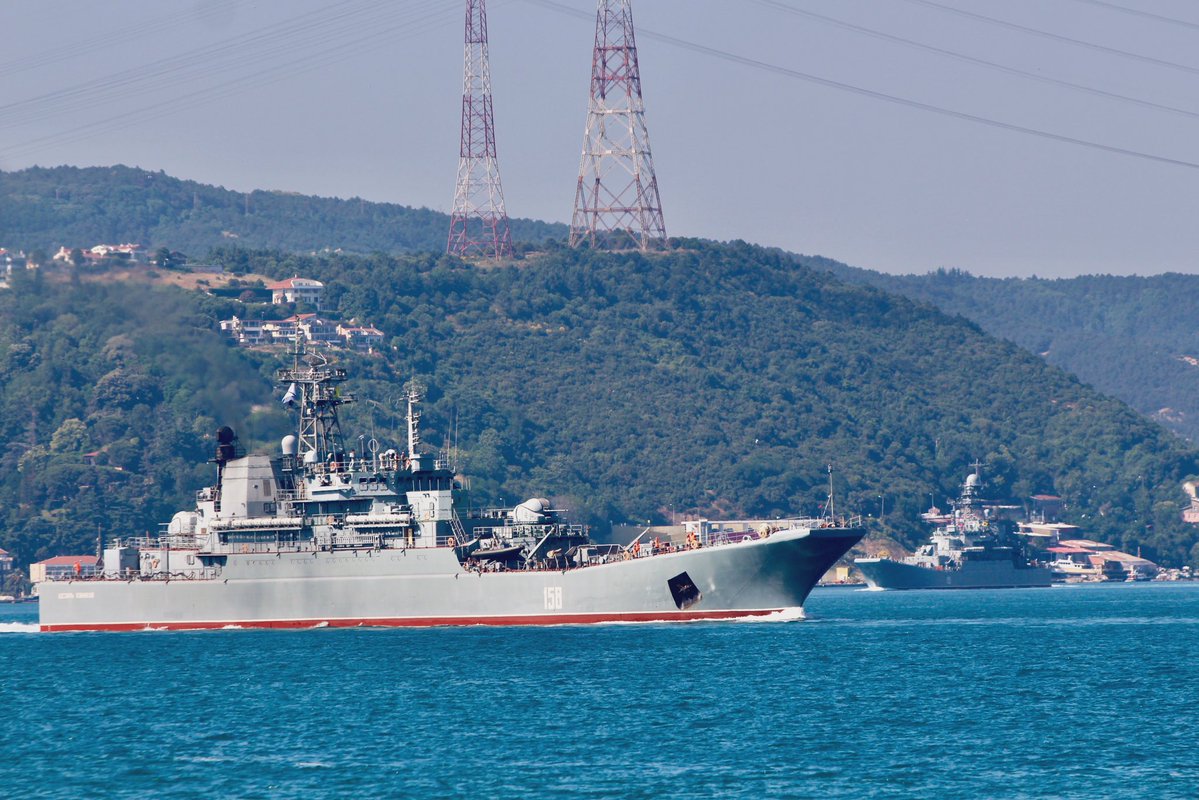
[406,388,422,459]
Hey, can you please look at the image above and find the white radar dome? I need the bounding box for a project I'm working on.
[513,497,552,523]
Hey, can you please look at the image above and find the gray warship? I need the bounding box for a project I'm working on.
[39,350,865,631]
[855,469,1053,590]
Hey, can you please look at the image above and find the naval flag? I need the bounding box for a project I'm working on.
[281,382,297,406]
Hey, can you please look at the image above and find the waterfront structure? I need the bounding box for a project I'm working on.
[1044,538,1158,581]
[1182,480,1199,524]
[30,556,99,583]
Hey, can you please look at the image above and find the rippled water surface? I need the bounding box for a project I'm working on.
[2,582,1197,798]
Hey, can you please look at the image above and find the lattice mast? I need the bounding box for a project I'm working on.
[447,0,513,260]
[570,0,666,252]
[278,350,355,468]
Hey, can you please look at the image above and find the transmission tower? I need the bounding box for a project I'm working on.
[448,0,513,260]
[570,0,666,252]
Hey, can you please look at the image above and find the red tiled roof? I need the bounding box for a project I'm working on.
[37,556,99,566]
[267,277,323,290]
[1097,551,1156,565]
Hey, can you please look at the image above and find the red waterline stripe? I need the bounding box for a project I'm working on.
[41,608,781,632]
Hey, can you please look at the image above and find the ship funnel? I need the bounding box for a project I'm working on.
[215,426,239,465]
[281,435,298,457]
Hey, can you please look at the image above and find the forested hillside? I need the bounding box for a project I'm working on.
[0,270,288,568]
[4,242,1197,569]
[817,262,1199,442]
[0,165,566,256]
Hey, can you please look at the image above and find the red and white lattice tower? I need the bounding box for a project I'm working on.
[570,0,666,252]
[447,0,513,260]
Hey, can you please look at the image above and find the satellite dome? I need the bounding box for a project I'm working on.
[281,435,298,456]
[966,473,980,486]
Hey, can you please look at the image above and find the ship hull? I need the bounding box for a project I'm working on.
[855,557,1054,590]
[41,527,863,631]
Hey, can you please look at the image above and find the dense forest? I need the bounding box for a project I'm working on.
[0,165,566,256]
[8,163,1197,444]
[3,241,1198,571]
[817,261,1199,443]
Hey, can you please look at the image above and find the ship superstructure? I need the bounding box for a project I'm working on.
[39,350,865,631]
[855,468,1053,590]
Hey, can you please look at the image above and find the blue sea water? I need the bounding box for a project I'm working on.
[2,583,1197,799]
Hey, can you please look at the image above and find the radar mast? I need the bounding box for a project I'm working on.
[278,340,355,468]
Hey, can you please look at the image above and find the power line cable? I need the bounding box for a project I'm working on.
[0,0,402,127]
[0,0,242,79]
[899,0,1199,77]
[751,0,1199,121]
[0,2,467,162]
[1068,0,1199,32]
[524,0,1199,171]
[0,0,467,138]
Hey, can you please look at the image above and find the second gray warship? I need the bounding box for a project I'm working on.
[38,349,865,631]
[855,469,1053,590]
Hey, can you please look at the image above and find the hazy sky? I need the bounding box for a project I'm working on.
[2,0,1199,278]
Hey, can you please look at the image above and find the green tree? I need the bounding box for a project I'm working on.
[2,569,29,597]
[50,418,88,453]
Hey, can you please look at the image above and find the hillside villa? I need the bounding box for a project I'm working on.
[220,314,384,351]
[268,276,324,309]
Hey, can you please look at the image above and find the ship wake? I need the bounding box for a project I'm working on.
[730,607,807,623]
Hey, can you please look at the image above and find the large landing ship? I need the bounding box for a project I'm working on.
[39,350,864,631]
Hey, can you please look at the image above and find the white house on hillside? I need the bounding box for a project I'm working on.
[268,277,324,310]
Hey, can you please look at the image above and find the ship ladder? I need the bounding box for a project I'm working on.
[450,510,468,546]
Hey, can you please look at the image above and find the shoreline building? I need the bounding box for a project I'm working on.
[30,556,100,586]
